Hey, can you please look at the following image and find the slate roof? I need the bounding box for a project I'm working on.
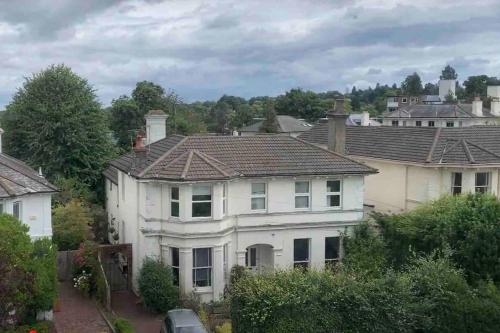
[0,153,57,198]
[105,134,376,181]
[384,104,494,119]
[298,123,500,165]
[239,115,312,133]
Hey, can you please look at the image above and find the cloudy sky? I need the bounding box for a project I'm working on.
[0,0,499,108]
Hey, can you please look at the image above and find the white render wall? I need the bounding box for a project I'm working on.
[107,170,366,301]
[3,194,53,239]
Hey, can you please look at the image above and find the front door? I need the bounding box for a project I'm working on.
[246,247,259,273]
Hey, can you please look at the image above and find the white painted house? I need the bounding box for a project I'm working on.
[104,111,376,302]
[0,129,56,238]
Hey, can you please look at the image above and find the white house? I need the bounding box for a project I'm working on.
[0,129,56,238]
[104,111,376,302]
[238,115,312,137]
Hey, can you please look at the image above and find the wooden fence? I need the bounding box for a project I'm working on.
[57,250,77,281]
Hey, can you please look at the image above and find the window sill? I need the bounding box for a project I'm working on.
[193,286,213,294]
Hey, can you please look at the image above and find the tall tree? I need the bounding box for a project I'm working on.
[401,72,423,96]
[423,83,438,95]
[132,81,170,113]
[2,65,116,189]
[440,65,458,80]
[259,101,279,133]
[274,88,325,121]
[213,101,231,134]
[463,75,490,100]
[109,96,141,149]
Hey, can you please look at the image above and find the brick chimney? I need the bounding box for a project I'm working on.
[327,99,349,154]
[145,110,168,145]
[472,96,483,117]
[133,132,147,160]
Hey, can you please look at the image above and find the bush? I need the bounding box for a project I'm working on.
[374,193,500,283]
[52,199,93,251]
[114,318,134,333]
[72,241,99,295]
[138,258,179,313]
[0,320,51,333]
[215,322,232,333]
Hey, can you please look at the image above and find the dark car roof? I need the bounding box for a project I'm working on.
[168,309,206,332]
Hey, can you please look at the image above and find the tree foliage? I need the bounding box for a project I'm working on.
[401,72,423,96]
[259,101,279,133]
[2,64,116,189]
[52,199,93,251]
[274,88,325,121]
[440,65,458,80]
[138,257,179,313]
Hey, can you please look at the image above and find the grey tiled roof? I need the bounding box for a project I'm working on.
[240,116,312,133]
[106,134,376,181]
[298,123,500,165]
[0,154,57,198]
[384,104,494,119]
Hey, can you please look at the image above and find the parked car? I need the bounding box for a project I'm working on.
[161,309,208,333]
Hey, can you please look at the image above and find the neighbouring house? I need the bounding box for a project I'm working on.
[0,129,56,238]
[238,115,312,137]
[299,110,500,213]
[383,82,500,127]
[103,111,376,302]
[346,112,381,126]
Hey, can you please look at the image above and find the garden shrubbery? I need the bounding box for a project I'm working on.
[138,257,179,313]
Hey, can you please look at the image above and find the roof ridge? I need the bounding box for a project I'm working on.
[465,140,500,160]
[193,150,233,177]
[0,177,15,196]
[426,127,442,163]
[138,136,188,177]
[181,151,195,179]
[292,136,378,174]
[0,173,37,190]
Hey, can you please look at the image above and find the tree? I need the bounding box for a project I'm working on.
[138,258,179,313]
[423,83,438,95]
[440,65,458,80]
[52,199,94,251]
[462,75,500,100]
[274,88,326,121]
[2,65,116,190]
[229,103,254,130]
[109,96,141,149]
[132,81,170,114]
[214,101,231,134]
[259,101,279,133]
[0,214,33,327]
[401,72,423,96]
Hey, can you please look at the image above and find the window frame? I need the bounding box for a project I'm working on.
[451,172,462,195]
[171,247,180,286]
[293,238,310,269]
[192,247,213,288]
[325,237,340,267]
[401,97,408,103]
[475,172,491,193]
[294,181,311,210]
[222,183,227,215]
[446,121,455,128]
[428,121,435,127]
[13,201,22,220]
[326,179,342,209]
[415,120,422,127]
[250,182,267,211]
[191,185,212,218]
[391,120,399,127]
[170,186,180,218]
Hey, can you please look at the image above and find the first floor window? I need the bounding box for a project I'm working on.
[295,181,310,209]
[171,247,179,285]
[428,121,435,127]
[171,187,180,217]
[391,120,399,127]
[326,180,342,208]
[416,121,422,127]
[446,121,454,127]
[293,239,310,269]
[325,237,340,267]
[475,172,490,193]
[13,201,21,220]
[192,185,212,217]
[251,183,266,210]
[451,172,462,195]
[193,248,212,287]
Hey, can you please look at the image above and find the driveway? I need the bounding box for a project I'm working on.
[54,282,110,333]
[112,290,163,333]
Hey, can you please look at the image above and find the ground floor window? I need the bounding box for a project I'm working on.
[325,237,340,268]
[13,201,21,220]
[245,247,257,268]
[171,247,179,286]
[451,172,462,195]
[428,121,435,127]
[293,239,310,269]
[475,172,491,193]
[193,248,212,287]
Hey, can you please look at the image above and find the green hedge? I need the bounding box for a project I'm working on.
[114,318,135,333]
[0,321,51,333]
[138,257,179,313]
[230,257,500,333]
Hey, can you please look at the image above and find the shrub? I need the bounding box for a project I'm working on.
[52,199,93,251]
[215,322,232,333]
[0,320,52,333]
[138,258,179,313]
[114,318,134,333]
[72,241,99,295]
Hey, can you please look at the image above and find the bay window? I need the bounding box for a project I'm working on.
[192,248,212,287]
[295,181,310,209]
[192,185,212,217]
[251,183,266,210]
[171,187,179,217]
